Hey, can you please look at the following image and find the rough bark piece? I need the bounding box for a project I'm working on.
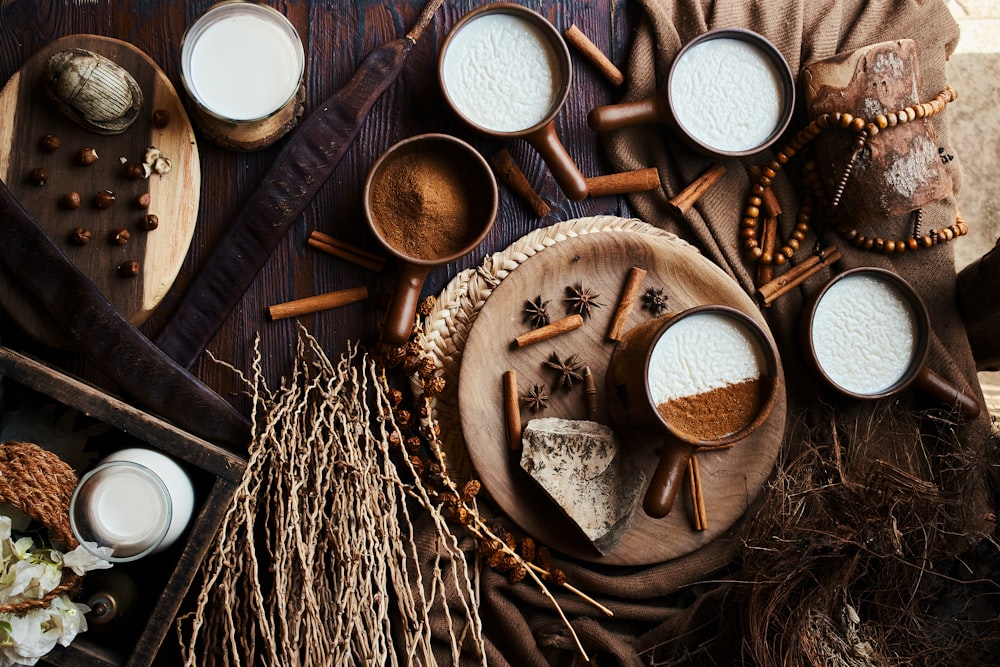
[802,39,952,220]
[520,417,644,554]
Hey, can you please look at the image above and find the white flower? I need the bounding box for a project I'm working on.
[0,594,89,666]
[59,544,113,577]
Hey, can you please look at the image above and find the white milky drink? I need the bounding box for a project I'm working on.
[441,12,561,133]
[669,37,785,153]
[86,464,170,553]
[647,311,765,404]
[182,4,303,121]
[810,273,919,395]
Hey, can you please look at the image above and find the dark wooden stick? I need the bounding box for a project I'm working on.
[269,286,368,320]
[503,370,522,454]
[586,168,660,198]
[606,266,646,341]
[489,148,551,217]
[688,455,707,531]
[154,0,446,369]
[564,24,624,86]
[757,246,841,306]
[666,163,726,216]
[583,366,598,420]
[307,233,386,272]
[513,314,583,348]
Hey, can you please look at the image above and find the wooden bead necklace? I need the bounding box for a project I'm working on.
[742,85,966,266]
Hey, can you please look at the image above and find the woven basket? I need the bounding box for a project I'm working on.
[0,441,83,616]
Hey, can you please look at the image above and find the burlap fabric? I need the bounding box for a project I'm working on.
[417,0,994,664]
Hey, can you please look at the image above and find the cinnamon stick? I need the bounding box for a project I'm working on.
[747,165,781,286]
[489,148,551,217]
[688,455,707,531]
[586,168,660,198]
[583,366,598,420]
[513,314,584,348]
[666,163,726,216]
[308,231,386,272]
[757,246,842,306]
[747,165,782,218]
[606,266,647,341]
[269,286,368,320]
[503,370,522,454]
[564,24,624,87]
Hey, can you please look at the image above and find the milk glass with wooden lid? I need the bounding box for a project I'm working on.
[180,0,305,151]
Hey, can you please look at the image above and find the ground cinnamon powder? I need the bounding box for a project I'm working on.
[656,378,766,440]
[371,151,475,261]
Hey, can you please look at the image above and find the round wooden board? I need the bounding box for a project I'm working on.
[0,35,199,348]
[458,231,786,566]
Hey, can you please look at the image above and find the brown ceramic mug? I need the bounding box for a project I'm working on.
[364,133,498,345]
[606,305,781,518]
[438,3,589,200]
[588,28,794,158]
[801,267,981,418]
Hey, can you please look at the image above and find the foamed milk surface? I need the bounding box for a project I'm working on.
[669,38,784,152]
[647,312,764,403]
[811,273,918,395]
[442,13,560,132]
[188,13,301,120]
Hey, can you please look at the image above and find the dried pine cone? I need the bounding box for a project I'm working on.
[417,356,437,379]
[404,436,422,453]
[519,537,536,563]
[508,563,528,584]
[461,480,482,502]
[422,375,447,397]
[418,295,436,316]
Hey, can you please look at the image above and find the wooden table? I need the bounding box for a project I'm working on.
[0,0,636,418]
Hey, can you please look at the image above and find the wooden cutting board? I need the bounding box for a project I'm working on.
[458,231,786,566]
[0,35,199,348]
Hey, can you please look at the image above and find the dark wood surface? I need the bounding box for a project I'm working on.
[0,0,637,428]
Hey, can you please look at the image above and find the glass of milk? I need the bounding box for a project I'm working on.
[803,267,980,417]
[180,1,304,149]
[588,28,794,157]
[70,448,195,562]
[606,305,781,518]
[438,4,589,200]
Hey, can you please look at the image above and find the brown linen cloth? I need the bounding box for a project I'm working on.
[418,0,994,663]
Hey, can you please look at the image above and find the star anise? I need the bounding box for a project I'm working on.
[523,295,551,328]
[542,352,585,392]
[564,283,603,319]
[641,287,669,315]
[519,384,551,412]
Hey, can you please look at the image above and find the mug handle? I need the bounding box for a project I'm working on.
[381,262,431,345]
[643,437,694,519]
[912,365,982,419]
[588,93,668,133]
[523,119,589,201]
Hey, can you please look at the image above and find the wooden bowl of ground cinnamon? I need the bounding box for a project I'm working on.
[364,132,498,344]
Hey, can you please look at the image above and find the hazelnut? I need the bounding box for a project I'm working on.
[93,190,116,209]
[110,228,130,245]
[123,161,149,180]
[117,260,140,277]
[140,213,159,231]
[75,147,99,166]
[152,109,171,129]
[27,167,48,186]
[134,192,151,209]
[38,134,61,152]
[59,192,81,209]
[69,227,92,245]
[152,156,172,175]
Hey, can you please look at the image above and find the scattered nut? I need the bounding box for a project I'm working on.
[143,146,161,164]
[93,190,116,209]
[39,134,61,152]
[59,192,81,209]
[134,192,151,209]
[152,109,170,129]
[27,167,48,186]
[140,213,159,231]
[110,228,130,245]
[75,147,99,166]
[123,161,149,180]
[152,156,171,175]
[117,260,140,277]
[68,227,92,245]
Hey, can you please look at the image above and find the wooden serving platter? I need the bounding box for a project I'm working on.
[458,231,786,566]
[0,34,199,348]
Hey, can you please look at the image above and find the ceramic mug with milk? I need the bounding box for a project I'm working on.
[70,448,195,562]
[802,267,981,417]
[606,305,781,518]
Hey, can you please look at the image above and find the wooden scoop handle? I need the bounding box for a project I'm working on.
[381,263,431,345]
[524,119,589,201]
[588,93,667,133]
[913,365,982,419]
[643,438,695,519]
